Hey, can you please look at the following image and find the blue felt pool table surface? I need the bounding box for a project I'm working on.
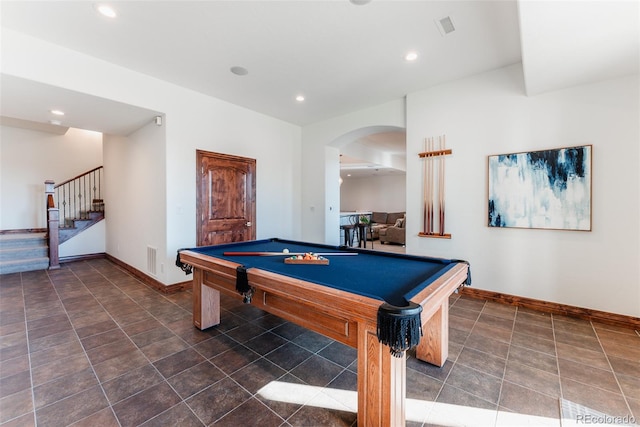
[185,238,463,307]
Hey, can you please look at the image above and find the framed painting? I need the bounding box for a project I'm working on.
[488,145,592,231]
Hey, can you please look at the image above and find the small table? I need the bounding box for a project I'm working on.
[178,238,469,426]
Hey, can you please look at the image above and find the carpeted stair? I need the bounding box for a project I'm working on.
[0,232,49,274]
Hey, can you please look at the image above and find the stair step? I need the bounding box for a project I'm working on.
[0,257,49,275]
[0,233,49,274]
[0,232,47,249]
[0,246,48,262]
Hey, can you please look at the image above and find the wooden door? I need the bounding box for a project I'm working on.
[196,150,256,246]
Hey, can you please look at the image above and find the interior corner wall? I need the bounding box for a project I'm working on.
[0,126,103,230]
[406,64,640,317]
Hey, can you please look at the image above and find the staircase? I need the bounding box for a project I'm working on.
[60,202,105,244]
[0,233,50,274]
[0,167,104,275]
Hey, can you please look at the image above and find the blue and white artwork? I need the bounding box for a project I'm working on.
[488,145,592,231]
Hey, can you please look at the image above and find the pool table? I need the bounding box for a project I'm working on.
[178,238,469,427]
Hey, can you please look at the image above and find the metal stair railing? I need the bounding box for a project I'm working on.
[45,166,104,269]
[53,166,104,228]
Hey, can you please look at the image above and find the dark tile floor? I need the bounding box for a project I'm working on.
[1,259,638,426]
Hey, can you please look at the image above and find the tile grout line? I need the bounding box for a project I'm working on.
[591,318,636,419]
[550,313,566,426]
[22,271,38,427]
[491,302,517,427]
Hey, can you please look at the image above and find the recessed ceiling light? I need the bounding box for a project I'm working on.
[230,66,248,76]
[49,120,62,126]
[405,51,418,62]
[50,109,65,116]
[350,0,372,5]
[95,4,117,18]
[295,95,305,102]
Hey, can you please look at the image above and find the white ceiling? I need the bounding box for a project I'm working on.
[0,1,637,148]
[0,74,162,135]
[340,130,407,178]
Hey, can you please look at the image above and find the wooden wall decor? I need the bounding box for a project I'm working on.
[418,135,452,239]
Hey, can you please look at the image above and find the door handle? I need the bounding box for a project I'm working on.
[246,222,252,227]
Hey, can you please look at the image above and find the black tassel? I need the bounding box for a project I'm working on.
[236,266,249,293]
[377,302,423,357]
[175,249,192,275]
[235,266,254,303]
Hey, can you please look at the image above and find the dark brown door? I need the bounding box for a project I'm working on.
[196,150,256,246]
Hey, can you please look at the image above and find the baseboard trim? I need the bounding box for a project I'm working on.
[106,254,191,294]
[60,253,107,263]
[461,287,640,330]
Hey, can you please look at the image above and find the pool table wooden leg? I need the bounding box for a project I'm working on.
[416,300,448,367]
[357,323,406,427]
[192,269,221,330]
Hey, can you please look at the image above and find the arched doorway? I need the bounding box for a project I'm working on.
[326,125,406,246]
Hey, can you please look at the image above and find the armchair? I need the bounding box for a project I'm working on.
[379,216,406,245]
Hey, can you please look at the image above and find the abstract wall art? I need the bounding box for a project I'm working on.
[488,145,592,231]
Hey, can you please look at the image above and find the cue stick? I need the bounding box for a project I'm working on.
[439,136,445,235]
[223,251,358,256]
[423,138,428,233]
[429,137,434,234]
[424,137,431,234]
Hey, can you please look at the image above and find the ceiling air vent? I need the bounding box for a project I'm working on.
[435,15,456,36]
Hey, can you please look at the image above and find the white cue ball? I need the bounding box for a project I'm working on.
[282,248,289,254]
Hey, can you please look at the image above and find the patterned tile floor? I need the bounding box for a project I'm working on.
[0,258,638,426]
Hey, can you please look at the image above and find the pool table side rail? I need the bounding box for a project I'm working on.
[180,249,383,347]
[410,263,469,318]
[180,249,469,355]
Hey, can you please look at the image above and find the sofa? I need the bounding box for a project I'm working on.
[369,211,405,242]
[379,215,406,245]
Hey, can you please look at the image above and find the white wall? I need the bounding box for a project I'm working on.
[2,29,302,286]
[0,126,102,229]
[59,222,106,258]
[340,174,406,213]
[104,122,166,279]
[405,64,639,317]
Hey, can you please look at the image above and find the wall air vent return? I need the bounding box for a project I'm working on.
[147,246,157,276]
[436,16,456,36]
